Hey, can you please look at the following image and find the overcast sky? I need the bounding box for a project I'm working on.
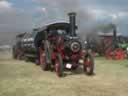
[0,0,128,35]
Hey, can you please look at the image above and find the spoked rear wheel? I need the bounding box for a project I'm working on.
[55,53,63,77]
[83,53,94,75]
[39,48,49,71]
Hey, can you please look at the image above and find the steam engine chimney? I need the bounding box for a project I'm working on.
[113,24,117,49]
[68,12,76,36]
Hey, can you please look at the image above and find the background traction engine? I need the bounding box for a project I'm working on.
[105,25,127,60]
[39,12,94,77]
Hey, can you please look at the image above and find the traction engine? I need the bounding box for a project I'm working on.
[39,12,94,77]
[13,12,95,77]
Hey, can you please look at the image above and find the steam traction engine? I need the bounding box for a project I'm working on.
[20,12,95,77]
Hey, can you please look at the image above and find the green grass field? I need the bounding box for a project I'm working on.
[0,51,128,96]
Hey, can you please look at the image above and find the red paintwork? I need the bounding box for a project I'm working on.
[49,36,65,60]
[114,48,126,60]
[55,58,61,76]
[39,47,46,70]
[105,48,113,59]
[105,48,126,60]
[84,58,91,67]
[51,51,56,60]
[83,56,92,73]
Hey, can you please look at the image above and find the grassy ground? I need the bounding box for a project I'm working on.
[0,51,128,96]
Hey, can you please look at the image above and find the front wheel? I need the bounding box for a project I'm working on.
[83,53,94,75]
[55,53,63,77]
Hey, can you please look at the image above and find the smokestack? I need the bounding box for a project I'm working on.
[113,24,117,49]
[68,12,76,36]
